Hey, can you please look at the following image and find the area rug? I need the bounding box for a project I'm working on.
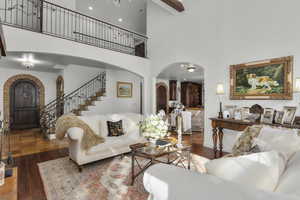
[38,154,208,200]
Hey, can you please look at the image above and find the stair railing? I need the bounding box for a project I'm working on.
[40,72,106,136]
[0,0,147,57]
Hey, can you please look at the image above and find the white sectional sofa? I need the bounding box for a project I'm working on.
[67,113,146,170]
[144,156,300,200]
[144,125,300,200]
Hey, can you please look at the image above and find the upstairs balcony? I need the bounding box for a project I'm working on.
[0,0,148,58]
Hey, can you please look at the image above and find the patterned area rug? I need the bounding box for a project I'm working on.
[38,154,208,200]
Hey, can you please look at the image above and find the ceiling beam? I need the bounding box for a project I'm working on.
[161,0,185,12]
[0,23,7,57]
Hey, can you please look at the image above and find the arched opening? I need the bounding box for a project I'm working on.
[156,62,205,145]
[10,79,39,130]
[156,82,169,114]
[3,74,45,130]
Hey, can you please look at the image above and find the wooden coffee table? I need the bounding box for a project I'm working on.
[130,143,191,185]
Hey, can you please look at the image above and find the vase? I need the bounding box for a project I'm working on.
[0,161,5,186]
[148,137,157,146]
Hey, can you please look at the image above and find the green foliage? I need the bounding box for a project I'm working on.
[235,64,284,95]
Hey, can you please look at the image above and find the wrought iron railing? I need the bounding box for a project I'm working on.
[40,72,106,136]
[0,0,147,57]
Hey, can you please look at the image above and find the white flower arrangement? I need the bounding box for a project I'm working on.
[140,114,169,139]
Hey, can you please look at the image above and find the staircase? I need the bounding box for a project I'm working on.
[40,72,106,137]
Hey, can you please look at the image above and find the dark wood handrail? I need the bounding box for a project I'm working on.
[43,0,148,39]
[73,31,135,50]
[41,73,104,111]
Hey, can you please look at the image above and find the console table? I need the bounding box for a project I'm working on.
[210,118,300,158]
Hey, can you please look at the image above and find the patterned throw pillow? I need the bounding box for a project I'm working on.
[107,120,124,137]
[232,125,263,156]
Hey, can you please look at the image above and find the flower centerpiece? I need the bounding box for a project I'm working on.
[140,114,169,143]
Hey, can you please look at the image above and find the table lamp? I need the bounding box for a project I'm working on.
[216,83,225,119]
[295,78,300,93]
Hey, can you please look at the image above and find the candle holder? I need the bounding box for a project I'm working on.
[176,114,183,148]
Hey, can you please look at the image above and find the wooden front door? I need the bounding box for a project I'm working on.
[10,80,40,130]
[156,84,168,113]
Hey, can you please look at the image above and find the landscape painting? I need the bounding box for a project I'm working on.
[117,82,132,98]
[230,56,293,100]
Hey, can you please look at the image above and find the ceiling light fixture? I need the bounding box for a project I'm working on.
[187,65,196,73]
[118,18,123,22]
[88,6,93,10]
[17,54,38,69]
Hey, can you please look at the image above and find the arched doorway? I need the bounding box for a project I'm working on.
[156,83,169,114]
[10,79,40,130]
[156,62,205,145]
[3,74,45,130]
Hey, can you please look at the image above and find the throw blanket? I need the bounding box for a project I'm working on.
[55,114,105,150]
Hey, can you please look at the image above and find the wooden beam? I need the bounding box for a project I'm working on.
[0,22,7,57]
[161,0,185,12]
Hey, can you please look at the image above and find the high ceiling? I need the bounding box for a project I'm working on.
[76,0,147,34]
[157,62,204,83]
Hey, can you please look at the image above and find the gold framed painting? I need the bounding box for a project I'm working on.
[117,82,133,98]
[230,56,293,100]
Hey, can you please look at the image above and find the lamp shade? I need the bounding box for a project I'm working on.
[295,78,300,93]
[216,83,225,95]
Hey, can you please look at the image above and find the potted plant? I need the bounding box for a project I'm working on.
[140,114,169,144]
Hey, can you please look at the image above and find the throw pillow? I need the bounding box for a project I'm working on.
[253,126,300,161]
[107,120,124,137]
[231,125,263,156]
[205,151,285,192]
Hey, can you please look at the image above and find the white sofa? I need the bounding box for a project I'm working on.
[67,113,146,170]
[144,125,300,200]
[144,156,300,200]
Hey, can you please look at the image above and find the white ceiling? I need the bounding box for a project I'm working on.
[0,52,121,73]
[157,62,204,83]
[76,0,147,34]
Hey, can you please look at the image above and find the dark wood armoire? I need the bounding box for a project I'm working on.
[181,82,202,108]
[169,80,177,100]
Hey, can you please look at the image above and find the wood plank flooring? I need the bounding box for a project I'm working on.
[4,130,215,200]
[1,129,68,159]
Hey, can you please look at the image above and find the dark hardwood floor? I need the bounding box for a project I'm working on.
[15,148,68,200]
[12,133,216,200]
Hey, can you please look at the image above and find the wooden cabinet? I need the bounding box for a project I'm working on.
[169,80,177,101]
[181,82,202,107]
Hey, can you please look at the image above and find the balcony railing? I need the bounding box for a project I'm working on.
[0,0,147,57]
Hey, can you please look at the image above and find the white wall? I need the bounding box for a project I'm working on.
[147,0,220,149]
[62,65,142,115]
[62,64,105,94]
[76,0,146,34]
[148,0,300,152]
[0,67,59,120]
[83,69,142,115]
[216,0,300,151]
[47,0,76,10]
[2,25,152,114]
